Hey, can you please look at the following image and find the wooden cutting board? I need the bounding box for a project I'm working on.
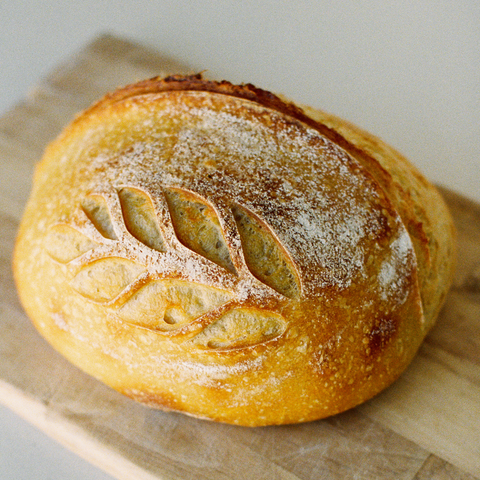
[0,34,479,480]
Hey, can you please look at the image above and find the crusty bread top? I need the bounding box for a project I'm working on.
[13,75,456,425]
[58,73,455,330]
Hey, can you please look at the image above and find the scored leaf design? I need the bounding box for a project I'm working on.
[82,194,117,240]
[118,187,166,252]
[45,184,301,349]
[71,258,145,303]
[45,224,98,263]
[163,188,236,273]
[232,204,300,299]
[191,307,287,350]
[116,279,232,331]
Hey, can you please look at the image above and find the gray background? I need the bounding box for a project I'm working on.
[1,1,479,478]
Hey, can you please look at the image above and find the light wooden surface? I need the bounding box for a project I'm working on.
[0,34,479,480]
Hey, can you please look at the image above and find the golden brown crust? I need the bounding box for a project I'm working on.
[13,75,456,426]
[299,103,456,329]
[70,74,454,328]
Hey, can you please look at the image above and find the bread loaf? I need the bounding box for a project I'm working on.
[13,74,456,426]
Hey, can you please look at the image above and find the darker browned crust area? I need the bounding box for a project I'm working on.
[85,73,390,172]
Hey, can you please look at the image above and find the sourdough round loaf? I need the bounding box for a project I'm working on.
[13,75,456,426]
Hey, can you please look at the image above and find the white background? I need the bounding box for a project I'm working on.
[1,1,479,479]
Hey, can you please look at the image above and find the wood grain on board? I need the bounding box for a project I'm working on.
[0,34,479,480]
